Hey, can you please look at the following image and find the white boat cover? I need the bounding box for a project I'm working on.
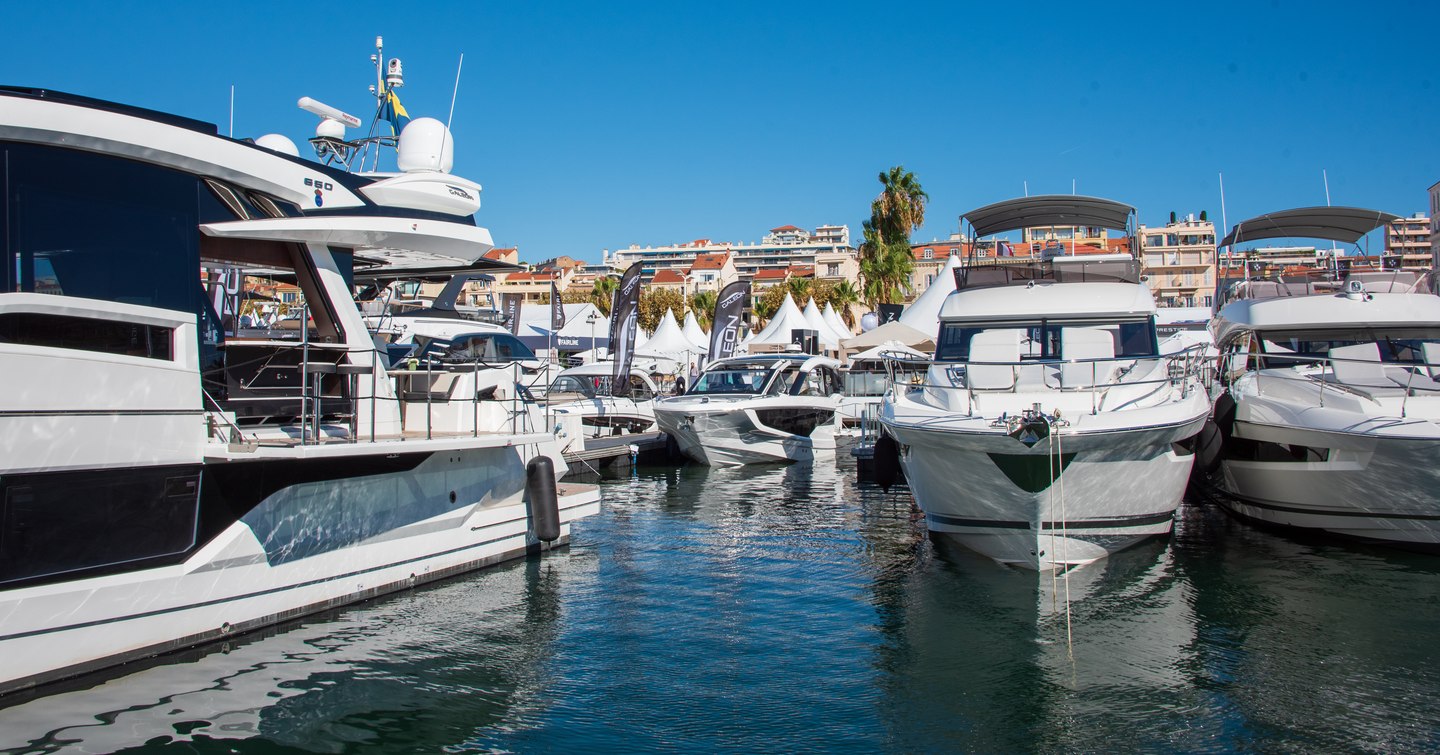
[840,320,936,353]
[898,253,965,336]
[845,340,929,365]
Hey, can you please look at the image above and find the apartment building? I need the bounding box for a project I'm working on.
[1387,212,1432,270]
[1137,215,1217,308]
[602,224,858,288]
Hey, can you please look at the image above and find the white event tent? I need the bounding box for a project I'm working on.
[682,311,709,351]
[822,303,853,341]
[742,293,813,353]
[802,298,841,349]
[898,252,965,337]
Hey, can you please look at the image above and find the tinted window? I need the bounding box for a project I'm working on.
[6,143,201,315]
[0,467,199,585]
[0,312,172,360]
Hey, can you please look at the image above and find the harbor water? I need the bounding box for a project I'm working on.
[3,446,1440,753]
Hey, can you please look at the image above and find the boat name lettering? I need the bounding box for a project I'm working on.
[303,177,335,191]
[446,185,473,200]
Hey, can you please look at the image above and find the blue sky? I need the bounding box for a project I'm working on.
[9,1,1436,261]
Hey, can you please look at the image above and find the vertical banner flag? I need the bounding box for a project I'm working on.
[608,262,645,396]
[502,293,523,335]
[550,280,566,330]
[708,280,750,363]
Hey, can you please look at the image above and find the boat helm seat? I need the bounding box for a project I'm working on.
[966,329,1021,390]
[1327,342,1401,396]
[1059,327,1116,389]
[1423,342,1440,380]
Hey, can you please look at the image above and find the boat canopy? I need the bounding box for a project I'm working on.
[961,195,1135,238]
[1218,206,1400,248]
[953,256,1141,291]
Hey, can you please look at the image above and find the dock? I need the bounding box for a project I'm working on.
[562,431,672,477]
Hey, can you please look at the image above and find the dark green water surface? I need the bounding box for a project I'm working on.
[4,450,1440,753]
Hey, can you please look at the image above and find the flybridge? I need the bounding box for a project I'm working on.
[952,256,1143,291]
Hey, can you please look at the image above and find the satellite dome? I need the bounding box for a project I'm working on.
[397,117,454,173]
[315,117,346,140]
[254,133,300,156]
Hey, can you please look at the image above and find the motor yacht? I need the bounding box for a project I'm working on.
[839,342,928,430]
[545,362,661,443]
[1207,206,1440,549]
[880,195,1211,570]
[0,42,599,694]
[654,353,844,465]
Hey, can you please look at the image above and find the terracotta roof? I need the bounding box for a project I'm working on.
[787,264,815,277]
[754,269,789,280]
[651,269,686,284]
[484,247,517,260]
[690,252,730,271]
[910,241,969,260]
[504,270,557,283]
[770,224,803,232]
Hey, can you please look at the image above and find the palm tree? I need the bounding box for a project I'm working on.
[690,289,717,329]
[873,165,928,242]
[827,280,861,328]
[858,166,928,309]
[591,275,618,316]
[784,276,813,302]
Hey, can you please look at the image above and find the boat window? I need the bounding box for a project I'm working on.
[4,143,201,315]
[547,375,597,398]
[690,365,775,395]
[0,467,200,586]
[628,375,654,400]
[0,312,173,360]
[1257,328,1440,366]
[433,332,538,364]
[936,318,1157,362]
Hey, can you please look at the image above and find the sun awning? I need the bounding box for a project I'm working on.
[1219,206,1400,248]
[962,195,1135,237]
[200,216,497,270]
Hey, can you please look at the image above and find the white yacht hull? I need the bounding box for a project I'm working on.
[654,400,839,466]
[1218,420,1440,548]
[885,417,1204,570]
[0,442,600,694]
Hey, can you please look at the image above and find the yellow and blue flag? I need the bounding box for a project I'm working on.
[381,90,410,135]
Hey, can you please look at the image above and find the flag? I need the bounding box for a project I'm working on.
[708,280,750,363]
[550,280,566,329]
[381,90,410,135]
[502,293,523,335]
[608,262,645,396]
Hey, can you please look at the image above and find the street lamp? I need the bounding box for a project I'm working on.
[586,310,600,363]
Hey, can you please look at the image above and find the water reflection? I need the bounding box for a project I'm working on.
[3,452,1440,752]
[0,552,581,753]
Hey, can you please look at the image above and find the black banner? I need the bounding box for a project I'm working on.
[550,280,566,329]
[502,293,523,335]
[877,303,904,324]
[609,262,645,395]
[708,280,750,364]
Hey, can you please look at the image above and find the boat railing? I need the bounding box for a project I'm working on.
[882,343,1210,416]
[1239,350,1440,419]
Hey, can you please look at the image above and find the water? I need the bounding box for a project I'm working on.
[4,448,1440,753]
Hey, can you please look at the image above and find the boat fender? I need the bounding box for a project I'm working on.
[1196,392,1238,476]
[526,456,561,542]
[874,433,901,492]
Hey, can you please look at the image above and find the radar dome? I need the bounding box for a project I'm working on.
[254,133,299,156]
[397,117,454,173]
[315,117,347,140]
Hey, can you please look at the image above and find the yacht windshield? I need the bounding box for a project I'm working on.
[936,318,1158,362]
[406,332,536,365]
[1257,327,1440,366]
[690,362,781,395]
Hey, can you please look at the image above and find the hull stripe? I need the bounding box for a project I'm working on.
[0,501,590,643]
[928,511,1175,530]
[1224,495,1440,521]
